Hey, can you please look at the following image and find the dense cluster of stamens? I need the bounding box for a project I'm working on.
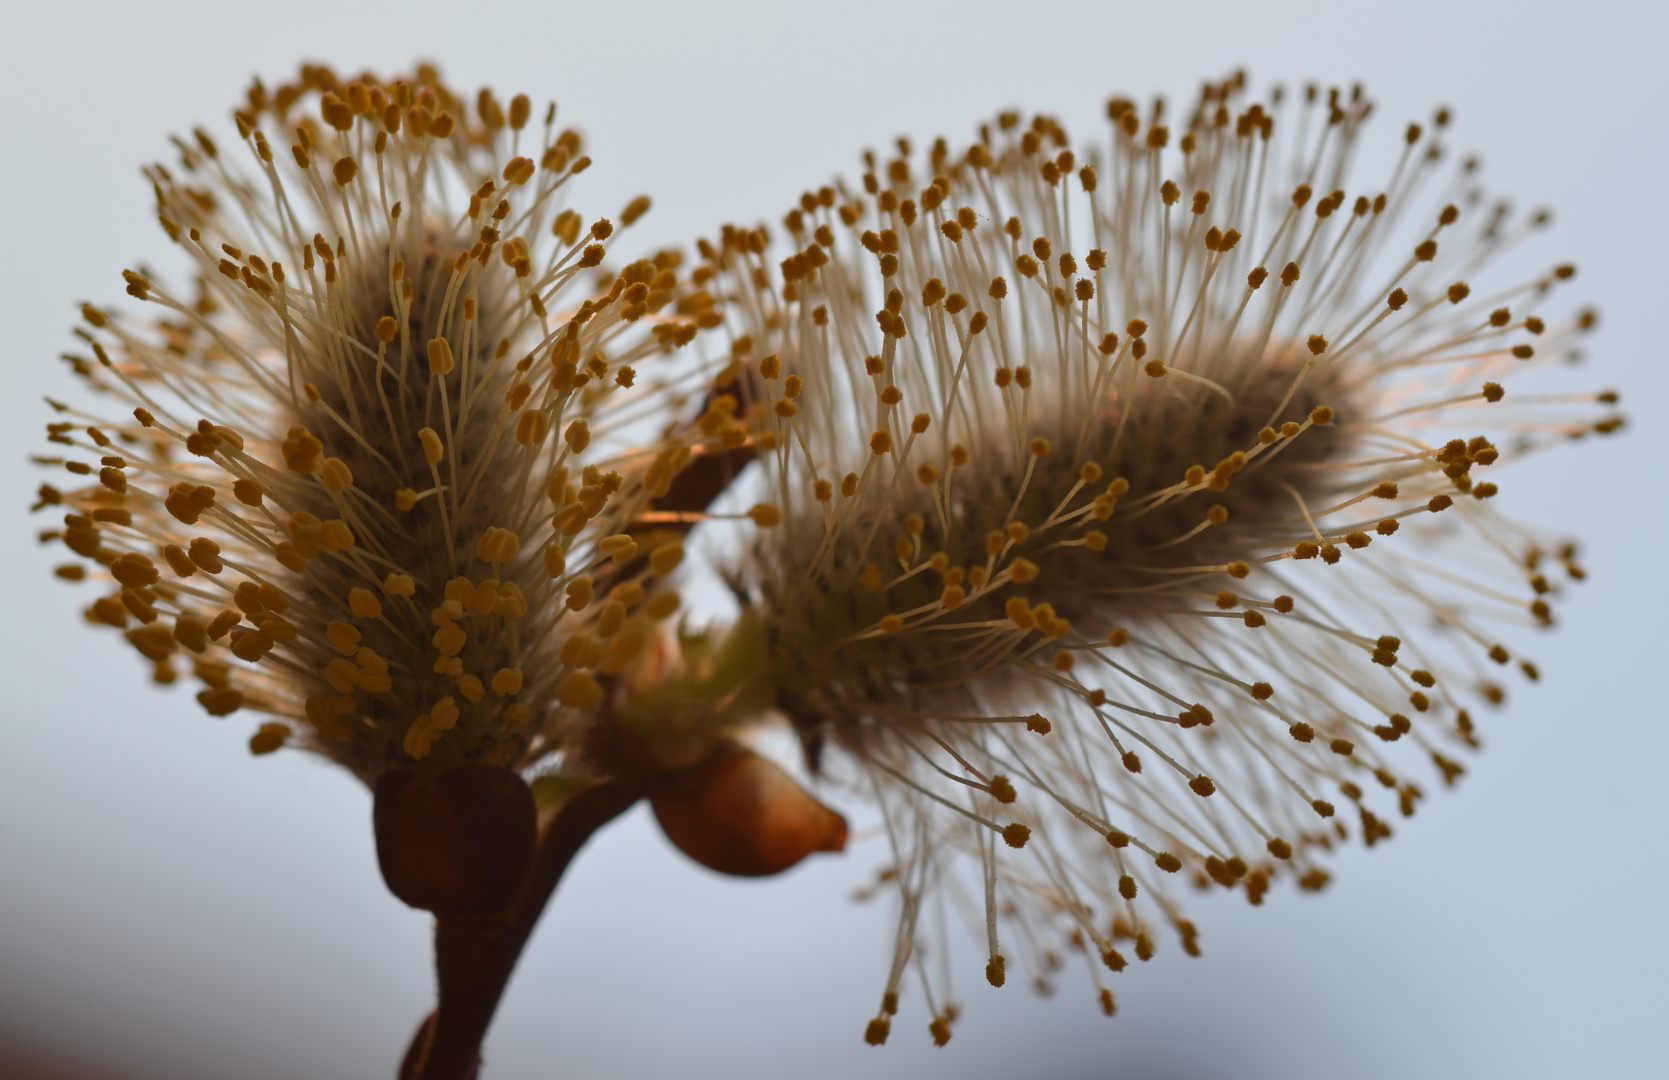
[30,62,1622,1055]
[680,73,1617,1040]
[32,64,716,779]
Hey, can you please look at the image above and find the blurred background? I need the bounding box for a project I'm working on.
[2,1,1663,1077]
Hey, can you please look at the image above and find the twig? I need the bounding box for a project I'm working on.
[400,768,649,1080]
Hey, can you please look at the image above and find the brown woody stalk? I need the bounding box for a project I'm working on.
[400,773,649,1080]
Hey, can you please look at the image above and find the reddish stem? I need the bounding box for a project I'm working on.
[400,774,647,1080]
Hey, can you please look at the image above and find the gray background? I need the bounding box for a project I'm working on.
[2,1,1663,1077]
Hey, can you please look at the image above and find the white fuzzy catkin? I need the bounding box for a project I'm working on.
[34,64,712,779]
[682,74,1616,1040]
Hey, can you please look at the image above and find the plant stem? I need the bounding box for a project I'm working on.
[400,773,647,1080]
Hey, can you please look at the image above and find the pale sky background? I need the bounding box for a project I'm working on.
[2,2,1664,1078]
